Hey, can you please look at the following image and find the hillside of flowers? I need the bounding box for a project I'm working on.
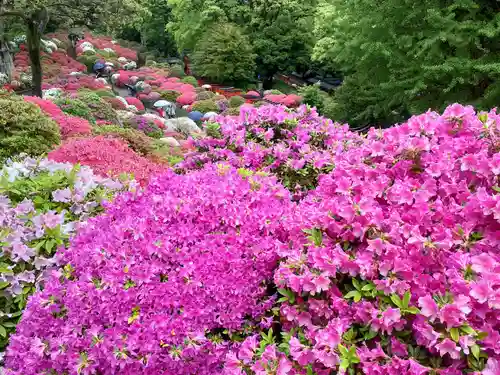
[0,100,498,375]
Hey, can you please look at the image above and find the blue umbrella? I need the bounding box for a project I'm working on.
[93,62,105,71]
[188,111,204,122]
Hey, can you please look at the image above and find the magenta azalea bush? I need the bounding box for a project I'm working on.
[179,105,360,193]
[4,164,291,374]
[3,104,500,375]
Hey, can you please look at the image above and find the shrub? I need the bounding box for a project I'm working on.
[93,89,116,98]
[229,95,245,108]
[0,156,128,355]
[0,97,60,162]
[124,116,164,138]
[54,97,95,123]
[191,99,219,113]
[195,91,215,101]
[223,106,242,116]
[169,64,185,78]
[4,164,291,374]
[192,23,256,83]
[93,125,155,156]
[179,105,358,191]
[268,104,500,375]
[77,91,118,123]
[299,82,325,112]
[124,97,145,112]
[270,89,283,95]
[48,136,166,185]
[181,76,198,86]
[158,90,181,102]
[103,96,128,110]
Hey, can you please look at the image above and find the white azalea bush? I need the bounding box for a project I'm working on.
[0,155,133,360]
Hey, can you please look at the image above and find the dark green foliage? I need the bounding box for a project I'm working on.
[318,0,500,127]
[192,23,256,84]
[299,83,325,112]
[54,97,95,123]
[0,98,60,162]
[169,64,185,78]
[158,90,181,102]
[229,95,246,108]
[181,76,199,86]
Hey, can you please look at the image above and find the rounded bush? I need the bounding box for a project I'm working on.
[229,95,245,108]
[158,90,181,102]
[124,115,164,139]
[54,97,95,123]
[4,164,291,375]
[93,125,155,155]
[196,91,215,101]
[191,99,219,113]
[169,64,185,78]
[181,76,198,86]
[0,97,60,162]
[77,91,118,123]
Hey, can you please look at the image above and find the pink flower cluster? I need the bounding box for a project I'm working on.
[75,33,137,61]
[4,104,500,375]
[124,97,145,112]
[264,94,303,107]
[4,165,291,375]
[179,104,360,192]
[114,68,196,105]
[47,136,166,185]
[269,104,500,374]
[42,75,109,92]
[24,96,92,139]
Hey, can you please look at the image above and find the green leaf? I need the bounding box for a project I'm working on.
[352,278,361,291]
[471,344,480,360]
[493,186,500,193]
[460,325,475,335]
[0,325,6,337]
[476,331,489,340]
[361,283,375,291]
[338,344,349,357]
[402,291,411,308]
[450,327,460,342]
[390,294,403,308]
[344,291,362,302]
[405,306,420,314]
[0,281,10,290]
[363,329,378,340]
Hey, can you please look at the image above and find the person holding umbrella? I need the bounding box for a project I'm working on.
[154,100,176,119]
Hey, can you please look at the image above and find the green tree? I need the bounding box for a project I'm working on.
[249,0,317,89]
[168,0,249,52]
[0,0,142,97]
[192,23,256,84]
[316,0,500,127]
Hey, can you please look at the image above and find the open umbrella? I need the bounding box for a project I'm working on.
[203,111,218,120]
[202,84,212,89]
[153,100,171,108]
[188,111,204,122]
[93,62,105,71]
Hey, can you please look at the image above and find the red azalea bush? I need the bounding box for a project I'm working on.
[177,92,197,105]
[47,136,165,185]
[24,96,92,139]
[125,97,145,112]
[4,164,291,375]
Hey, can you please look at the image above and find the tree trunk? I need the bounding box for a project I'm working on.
[26,19,42,97]
[0,40,13,80]
[67,40,77,59]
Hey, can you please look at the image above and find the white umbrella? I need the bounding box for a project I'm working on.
[203,111,218,119]
[202,84,212,89]
[154,100,172,108]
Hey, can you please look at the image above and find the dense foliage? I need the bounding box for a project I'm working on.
[314,0,500,127]
[0,97,60,162]
[192,23,256,84]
